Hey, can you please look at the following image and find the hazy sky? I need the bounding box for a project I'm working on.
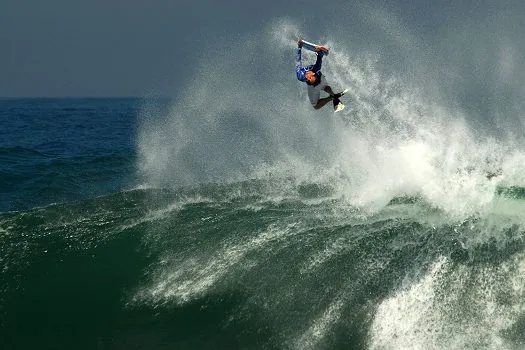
[1,0,325,97]
[2,0,524,97]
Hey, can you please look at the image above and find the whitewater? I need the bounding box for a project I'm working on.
[135,18,525,349]
[3,14,525,350]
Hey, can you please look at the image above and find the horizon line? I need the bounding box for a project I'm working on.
[0,95,173,100]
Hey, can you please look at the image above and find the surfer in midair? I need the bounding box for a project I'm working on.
[295,39,347,112]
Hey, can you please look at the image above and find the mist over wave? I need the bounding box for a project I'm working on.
[131,8,525,349]
[138,15,525,219]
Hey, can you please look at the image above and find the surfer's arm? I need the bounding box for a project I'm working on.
[312,52,324,72]
[295,45,304,80]
[295,39,305,66]
[295,47,302,69]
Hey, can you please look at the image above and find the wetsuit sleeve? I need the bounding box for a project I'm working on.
[295,47,304,80]
[295,47,302,69]
[312,52,324,73]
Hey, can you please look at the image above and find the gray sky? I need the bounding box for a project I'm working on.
[1,0,324,97]
[2,0,525,97]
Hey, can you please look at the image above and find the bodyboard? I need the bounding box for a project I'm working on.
[301,40,329,55]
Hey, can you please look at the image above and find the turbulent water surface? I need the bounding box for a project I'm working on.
[3,12,525,350]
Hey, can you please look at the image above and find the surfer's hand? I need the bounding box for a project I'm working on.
[316,45,329,53]
[297,39,303,48]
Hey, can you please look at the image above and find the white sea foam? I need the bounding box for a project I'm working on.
[134,222,300,305]
[294,297,345,349]
[135,16,525,348]
[370,254,525,349]
[138,19,525,222]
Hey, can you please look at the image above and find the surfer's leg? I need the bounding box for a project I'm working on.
[323,86,335,96]
[308,84,322,107]
[314,96,335,109]
[308,76,332,109]
[325,86,347,99]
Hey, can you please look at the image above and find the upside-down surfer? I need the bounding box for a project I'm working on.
[295,39,347,112]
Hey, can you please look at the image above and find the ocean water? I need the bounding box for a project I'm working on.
[4,21,525,350]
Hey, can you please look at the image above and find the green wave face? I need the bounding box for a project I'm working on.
[2,182,525,349]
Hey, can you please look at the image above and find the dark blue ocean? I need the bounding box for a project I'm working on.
[4,21,525,349]
[0,98,140,213]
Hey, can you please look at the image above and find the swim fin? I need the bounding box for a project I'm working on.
[334,101,345,112]
[332,89,349,100]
